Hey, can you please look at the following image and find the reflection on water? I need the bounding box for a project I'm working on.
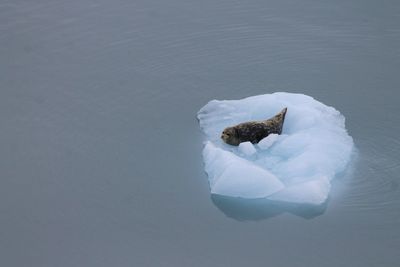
[1,0,399,266]
[211,194,328,221]
[208,143,359,221]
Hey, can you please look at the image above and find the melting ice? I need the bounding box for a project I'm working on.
[197,92,354,205]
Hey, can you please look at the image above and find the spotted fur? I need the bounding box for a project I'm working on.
[221,108,287,146]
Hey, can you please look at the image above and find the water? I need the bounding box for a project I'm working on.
[1,0,399,266]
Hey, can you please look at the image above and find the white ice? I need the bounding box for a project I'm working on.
[257,134,280,150]
[197,92,354,205]
[238,142,257,156]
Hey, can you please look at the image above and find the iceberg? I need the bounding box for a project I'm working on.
[197,92,354,205]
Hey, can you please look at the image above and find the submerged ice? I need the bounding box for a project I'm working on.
[197,92,354,205]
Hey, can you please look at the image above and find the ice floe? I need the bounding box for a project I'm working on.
[197,92,354,205]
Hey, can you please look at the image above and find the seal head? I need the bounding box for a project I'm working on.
[221,127,241,146]
[221,107,287,146]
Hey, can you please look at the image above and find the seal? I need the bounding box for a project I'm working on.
[221,108,287,146]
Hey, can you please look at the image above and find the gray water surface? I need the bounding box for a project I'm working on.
[1,0,400,266]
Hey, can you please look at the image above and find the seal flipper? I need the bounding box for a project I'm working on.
[277,107,287,120]
[265,107,287,122]
[264,107,287,135]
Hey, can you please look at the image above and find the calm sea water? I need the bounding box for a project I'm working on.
[1,0,399,266]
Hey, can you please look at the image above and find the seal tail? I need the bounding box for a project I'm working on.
[271,107,287,121]
[265,107,287,134]
[281,107,287,120]
[280,107,287,117]
[277,107,287,134]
